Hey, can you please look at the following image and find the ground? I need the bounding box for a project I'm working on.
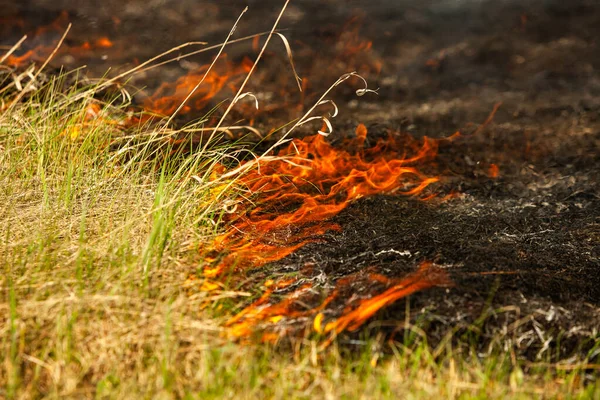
[2,0,599,397]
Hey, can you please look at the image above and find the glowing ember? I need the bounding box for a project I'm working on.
[488,163,500,178]
[95,37,113,49]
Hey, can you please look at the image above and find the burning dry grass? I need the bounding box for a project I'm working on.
[0,77,595,400]
[1,3,598,399]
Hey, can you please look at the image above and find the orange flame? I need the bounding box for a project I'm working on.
[200,124,450,340]
[320,262,450,334]
[142,56,253,116]
[225,262,450,342]
[204,124,440,277]
[338,16,373,57]
[3,12,116,68]
[336,16,381,75]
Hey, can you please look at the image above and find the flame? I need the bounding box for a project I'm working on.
[6,13,451,342]
[3,12,116,68]
[335,16,381,75]
[142,56,253,116]
[321,263,450,334]
[4,12,68,67]
[199,124,449,340]
[225,262,450,342]
[204,124,439,276]
[338,16,373,57]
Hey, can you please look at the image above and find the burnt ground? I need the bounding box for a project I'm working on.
[4,0,599,363]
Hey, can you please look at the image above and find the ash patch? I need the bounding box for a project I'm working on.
[260,191,599,359]
[285,193,599,304]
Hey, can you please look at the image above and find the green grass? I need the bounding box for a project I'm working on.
[0,71,598,399]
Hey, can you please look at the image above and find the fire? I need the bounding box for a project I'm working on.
[200,124,449,340]
[3,12,116,68]
[335,16,381,75]
[225,262,450,343]
[95,37,113,49]
[338,16,373,57]
[204,124,440,277]
[143,56,254,116]
[3,12,69,67]
[319,263,450,335]
[4,12,453,343]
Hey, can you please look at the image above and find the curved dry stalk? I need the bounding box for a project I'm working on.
[353,74,379,96]
[209,71,377,184]
[234,92,259,110]
[317,99,339,117]
[297,115,333,136]
[268,71,375,147]
[274,32,302,92]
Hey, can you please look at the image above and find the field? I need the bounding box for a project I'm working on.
[1,0,599,398]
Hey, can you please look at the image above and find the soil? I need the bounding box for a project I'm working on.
[4,0,599,363]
